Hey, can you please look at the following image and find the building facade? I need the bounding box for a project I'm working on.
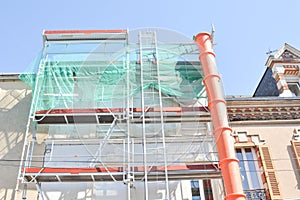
[227,43,300,199]
[0,30,300,200]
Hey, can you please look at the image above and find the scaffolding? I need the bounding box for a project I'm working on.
[16,29,222,200]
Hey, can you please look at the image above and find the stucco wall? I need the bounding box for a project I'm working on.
[0,79,33,199]
[232,121,300,199]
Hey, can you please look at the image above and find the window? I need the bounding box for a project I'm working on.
[282,52,293,59]
[288,83,300,96]
[191,180,201,200]
[203,179,213,200]
[236,148,262,190]
[190,180,214,200]
[234,132,281,199]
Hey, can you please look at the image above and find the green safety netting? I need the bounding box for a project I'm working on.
[19,50,43,91]
[19,42,206,113]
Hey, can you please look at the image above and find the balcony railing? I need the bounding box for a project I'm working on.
[244,189,267,200]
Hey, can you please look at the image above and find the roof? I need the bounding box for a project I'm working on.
[0,73,21,81]
[265,43,300,67]
[273,43,300,59]
[253,43,300,97]
[252,67,279,97]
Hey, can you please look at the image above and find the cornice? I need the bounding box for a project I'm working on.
[226,98,300,122]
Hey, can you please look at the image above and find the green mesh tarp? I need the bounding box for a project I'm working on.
[20,42,206,113]
[19,50,43,91]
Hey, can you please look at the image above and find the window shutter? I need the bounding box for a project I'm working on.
[291,140,300,171]
[257,145,281,199]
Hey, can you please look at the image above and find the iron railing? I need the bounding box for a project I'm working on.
[244,189,267,200]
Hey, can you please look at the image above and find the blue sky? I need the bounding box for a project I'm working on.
[1,0,300,95]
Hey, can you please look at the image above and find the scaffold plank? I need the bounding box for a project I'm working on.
[23,164,220,183]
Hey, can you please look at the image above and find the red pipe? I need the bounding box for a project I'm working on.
[195,33,246,200]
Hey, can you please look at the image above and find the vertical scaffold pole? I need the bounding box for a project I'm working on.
[126,42,132,200]
[153,31,170,199]
[14,51,46,200]
[195,32,246,200]
[139,31,149,200]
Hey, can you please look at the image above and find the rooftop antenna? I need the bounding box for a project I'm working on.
[266,48,277,55]
[211,24,215,45]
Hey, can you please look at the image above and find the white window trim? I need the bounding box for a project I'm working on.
[238,148,263,189]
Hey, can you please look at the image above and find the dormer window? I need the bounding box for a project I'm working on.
[288,83,300,96]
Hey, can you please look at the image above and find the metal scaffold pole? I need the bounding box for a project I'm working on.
[126,43,133,200]
[153,31,170,199]
[139,31,149,200]
[138,30,170,200]
[14,52,46,200]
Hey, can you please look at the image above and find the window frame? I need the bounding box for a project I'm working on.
[236,147,263,190]
[190,179,214,200]
[287,82,300,96]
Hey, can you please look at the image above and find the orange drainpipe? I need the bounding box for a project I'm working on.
[195,32,246,200]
